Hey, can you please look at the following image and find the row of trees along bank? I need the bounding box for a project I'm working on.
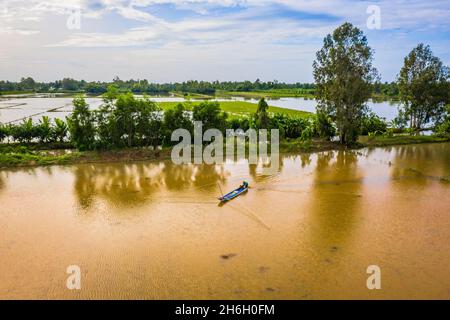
[313,22,449,145]
[0,92,336,150]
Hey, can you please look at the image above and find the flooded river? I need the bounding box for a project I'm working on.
[0,143,449,299]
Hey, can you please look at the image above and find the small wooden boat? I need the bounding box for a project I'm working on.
[218,181,249,203]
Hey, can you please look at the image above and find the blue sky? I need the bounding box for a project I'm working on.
[0,0,449,82]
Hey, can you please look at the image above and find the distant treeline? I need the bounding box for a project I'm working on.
[0,77,398,97]
[372,81,399,97]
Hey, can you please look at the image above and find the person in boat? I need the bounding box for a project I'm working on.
[218,181,249,203]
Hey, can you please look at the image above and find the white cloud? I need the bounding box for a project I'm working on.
[47,12,330,48]
[0,26,40,35]
[0,0,448,82]
[2,0,450,34]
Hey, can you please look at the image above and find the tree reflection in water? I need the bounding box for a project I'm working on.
[72,161,230,210]
[307,150,363,248]
[388,143,450,185]
[247,155,284,184]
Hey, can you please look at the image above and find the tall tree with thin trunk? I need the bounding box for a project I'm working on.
[255,98,270,129]
[313,22,378,145]
[67,96,95,150]
[397,43,449,130]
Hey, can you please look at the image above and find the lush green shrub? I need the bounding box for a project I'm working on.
[361,112,388,135]
[434,105,450,135]
[382,128,395,137]
[228,118,241,131]
[192,101,228,132]
[0,123,7,142]
[227,117,252,132]
[389,109,408,131]
[300,120,315,141]
[9,118,37,143]
[435,106,450,135]
[314,112,336,140]
[52,118,69,142]
[270,113,308,139]
[67,96,96,150]
[163,103,194,145]
[95,92,162,149]
[435,120,450,135]
[35,116,52,143]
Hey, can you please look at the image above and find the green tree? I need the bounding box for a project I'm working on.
[134,96,162,149]
[95,105,116,148]
[97,93,162,148]
[95,85,120,148]
[103,84,119,103]
[313,22,378,145]
[397,43,449,130]
[112,93,140,147]
[270,113,308,139]
[435,105,450,135]
[255,98,270,129]
[0,123,7,143]
[61,78,79,91]
[192,101,228,132]
[20,77,36,91]
[86,82,107,95]
[67,96,96,150]
[163,103,194,145]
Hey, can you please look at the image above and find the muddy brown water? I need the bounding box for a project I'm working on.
[0,143,449,299]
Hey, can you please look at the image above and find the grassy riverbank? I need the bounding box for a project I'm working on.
[1,134,448,169]
[216,89,316,99]
[0,144,170,168]
[157,100,312,119]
